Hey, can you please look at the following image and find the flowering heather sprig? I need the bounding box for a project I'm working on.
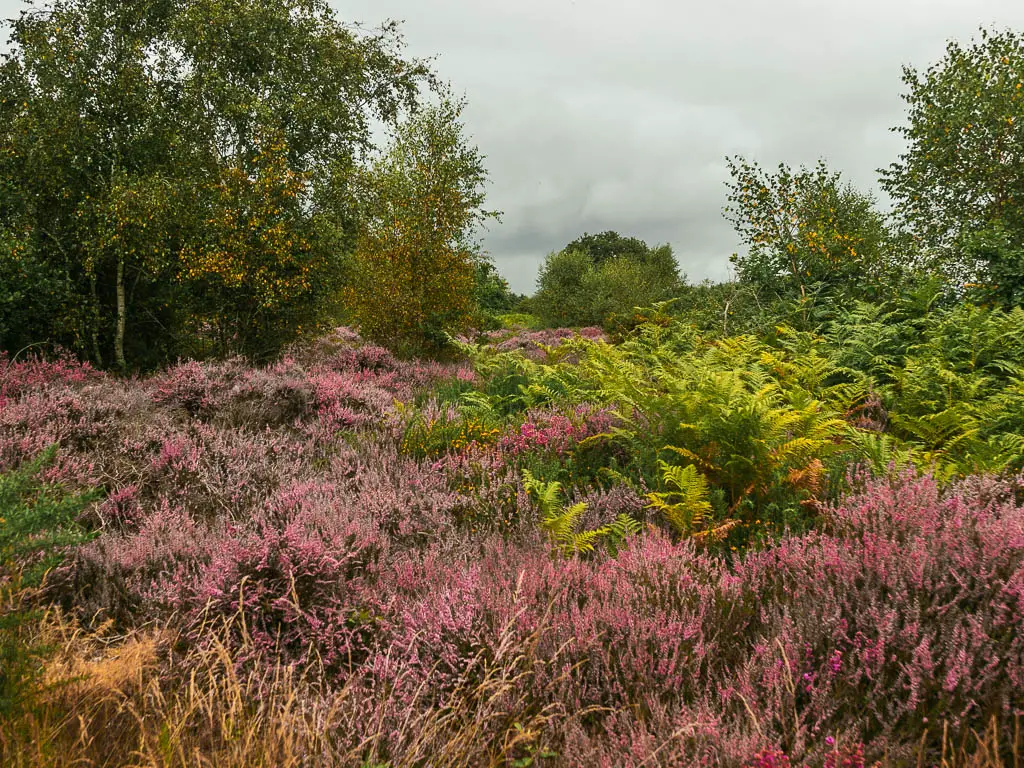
[150,360,221,416]
[823,740,866,768]
[481,326,608,361]
[0,383,133,482]
[496,405,618,457]
[179,486,387,673]
[455,366,478,384]
[93,484,144,530]
[0,350,101,403]
[309,369,395,430]
[745,742,865,768]
[572,481,648,531]
[746,748,791,768]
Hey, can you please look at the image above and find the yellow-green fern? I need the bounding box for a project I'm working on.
[647,461,713,537]
[522,470,640,555]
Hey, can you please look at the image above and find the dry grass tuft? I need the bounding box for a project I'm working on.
[1,609,1020,767]
[1,608,571,768]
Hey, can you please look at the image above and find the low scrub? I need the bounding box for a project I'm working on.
[1,319,1023,766]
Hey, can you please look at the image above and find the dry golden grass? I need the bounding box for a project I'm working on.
[1,609,1020,768]
[0,608,568,768]
[915,716,1021,768]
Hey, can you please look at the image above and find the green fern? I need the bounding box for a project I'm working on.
[647,461,714,537]
[462,302,1024,517]
[605,513,643,554]
[847,429,916,475]
[1,448,98,716]
[522,470,639,556]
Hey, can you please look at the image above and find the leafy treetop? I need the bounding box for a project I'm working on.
[880,27,1024,300]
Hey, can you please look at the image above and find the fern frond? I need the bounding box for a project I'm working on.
[663,444,715,472]
[647,461,713,537]
[542,501,588,543]
[608,513,643,539]
[523,470,637,556]
[848,429,916,476]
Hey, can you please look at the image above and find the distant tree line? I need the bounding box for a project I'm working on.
[1,2,1022,363]
[527,27,1024,335]
[528,231,682,331]
[0,0,504,367]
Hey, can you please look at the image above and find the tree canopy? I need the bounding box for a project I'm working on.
[0,0,431,366]
[345,98,497,353]
[725,158,896,311]
[880,27,1024,303]
[533,231,682,330]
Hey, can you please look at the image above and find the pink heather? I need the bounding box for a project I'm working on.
[3,330,1022,765]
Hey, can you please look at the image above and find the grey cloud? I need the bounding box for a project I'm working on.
[331,0,1024,293]
[4,0,1022,293]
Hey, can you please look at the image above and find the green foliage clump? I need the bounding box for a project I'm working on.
[0,447,97,715]
[458,323,856,537]
[829,299,1024,480]
[532,231,682,331]
[400,405,503,459]
[346,98,498,356]
[458,293,1024,543]
[668,280,775,338]
[647,461,714,537]
[724,157,901,321]
[522,470,639,556]
[473,260,525,330]
[0,0,431,367]
[880,27,1024,298]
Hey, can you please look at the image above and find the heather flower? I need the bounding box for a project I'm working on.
[8,337,1024,765]
[746,748,791,768]
[150,359,221,416]
[0,349,101,402]
[495,405,618,457]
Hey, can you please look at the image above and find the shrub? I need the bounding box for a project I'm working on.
[0,447,97,715]
[5,329,1024,765]
[533,232,682,330]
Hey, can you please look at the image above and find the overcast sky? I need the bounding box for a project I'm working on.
[3,1,1024,293]
[335,0,1024,293]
